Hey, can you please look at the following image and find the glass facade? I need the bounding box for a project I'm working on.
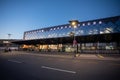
[24,16,120,40]
[21,16,120,53]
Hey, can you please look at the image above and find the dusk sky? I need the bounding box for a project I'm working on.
[0,0,120,39]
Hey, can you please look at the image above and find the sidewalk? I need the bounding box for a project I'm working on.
[1,51,120,61]
[21,51,120,61]
[78,54,120,61]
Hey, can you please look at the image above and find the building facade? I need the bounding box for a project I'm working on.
[14,16,120,53]
[0,39,20,51]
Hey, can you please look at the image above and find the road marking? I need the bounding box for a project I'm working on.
[41,66,76,74]
[8,60,22,63]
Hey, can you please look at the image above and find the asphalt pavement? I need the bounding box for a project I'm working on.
[0,51,120,80]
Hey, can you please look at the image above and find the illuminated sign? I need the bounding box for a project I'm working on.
[3,41,9,43]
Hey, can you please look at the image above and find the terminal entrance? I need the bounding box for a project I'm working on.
[20,42,119,54]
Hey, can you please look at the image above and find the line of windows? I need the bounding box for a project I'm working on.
[25,21,102,34]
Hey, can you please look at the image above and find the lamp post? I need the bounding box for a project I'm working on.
[69,20,79,56]
[7,33,12,52]
[8,34,12,39]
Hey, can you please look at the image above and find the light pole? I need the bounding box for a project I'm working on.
[7,33,12,52]
[8,33,12,39]
[69,20,79,56]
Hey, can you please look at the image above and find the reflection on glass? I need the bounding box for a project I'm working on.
[24,18,120,40]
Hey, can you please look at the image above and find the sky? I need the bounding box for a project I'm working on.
[0,0,120,39]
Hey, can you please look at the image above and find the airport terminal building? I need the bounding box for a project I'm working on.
[14,16,120,53]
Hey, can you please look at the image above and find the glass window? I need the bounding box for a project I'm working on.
[61,27,63,29]
[65,26,67,28]
[93,21,96,25]
[82,23,85,26]
[87,22,90,25]
[78,24,80,27]
[99,21,102,24]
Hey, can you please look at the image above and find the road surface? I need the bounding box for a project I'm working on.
[0,51,120,80]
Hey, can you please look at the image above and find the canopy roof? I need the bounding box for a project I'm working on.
[12,33,120,45]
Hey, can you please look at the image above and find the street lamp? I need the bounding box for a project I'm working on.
[7,33,12,52]
[8,33,12,39]
[69,20,79,56]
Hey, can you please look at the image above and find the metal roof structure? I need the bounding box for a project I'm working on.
[13,16,120,45]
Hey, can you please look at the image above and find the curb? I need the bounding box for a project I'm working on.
[1,51,120,61]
